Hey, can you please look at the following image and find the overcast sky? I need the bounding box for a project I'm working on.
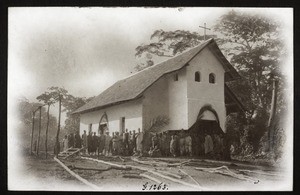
[8,7,293,121]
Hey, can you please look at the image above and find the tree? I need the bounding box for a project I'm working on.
[17,97,57,155]
[36,92,56,158]
[39,87,69,156]
[36,86,94,157]
[214,10,286,154]
[62,95,94,134]
[134,30,216,71]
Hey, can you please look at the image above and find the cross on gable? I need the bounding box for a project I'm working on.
[199,23,211,40]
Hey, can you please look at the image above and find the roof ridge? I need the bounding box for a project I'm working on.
[121,38,213,81]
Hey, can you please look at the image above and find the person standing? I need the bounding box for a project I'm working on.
[87,131,93,155]
[123,129,129,153]
[132,130,137,152]
[185,134,192,156]
[179,130,186,156]
[152,133,158,148]
[82,130,88,154]
[213,134,221,160]
[118,132,124,155]
[98,131,106,156]
[157,133,162,152]
[165,132,171,157]
[170,135,177,157]
[62,135,68,152]
[74,131,82,148]
[219,134,224,160]
[161,132,167,156]
[104,132,112,156]
[68,133,75,148]
[112,132,118,155]
[174,133,179,156]
[204,132,214,158]
[92,132,98,156]
[199,134,205,156]
[136,128,143,156]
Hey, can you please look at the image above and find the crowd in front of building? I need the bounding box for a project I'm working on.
[61,128,225,159]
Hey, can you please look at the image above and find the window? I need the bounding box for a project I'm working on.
[195,71,200,82]
[174,73,178,81]
[209,73,216,84]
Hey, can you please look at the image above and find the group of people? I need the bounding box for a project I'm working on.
[148,130,224,159]
[62,128,144,157]
[61,128,224,160]
[62,131,82,152]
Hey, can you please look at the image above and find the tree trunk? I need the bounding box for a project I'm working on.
[45,104,50,159]
[30,111,35,155]
[55,95,62,157]
[37,106,42,156]
[268,79,278,153]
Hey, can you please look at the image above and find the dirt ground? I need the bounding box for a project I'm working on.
[8,153,288,191]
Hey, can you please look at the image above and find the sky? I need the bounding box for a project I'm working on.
[8,7,293,122]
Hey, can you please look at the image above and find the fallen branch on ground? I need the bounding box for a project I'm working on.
[167,160,191,167]
[118,156,125,162]
[131,157,160,166]
[54,157,102,190]
[81,156,131,170]
[195,166,259,184]
[83,156,209,190]
[237,169,281,177]
[140,173,162,184]
[122,174,143,179]
[68,164,111,171]
[131,157,190,167]
[127,164,208,190]
[63,148,86,159]
[179,169,202,187]
[155,169,182,179]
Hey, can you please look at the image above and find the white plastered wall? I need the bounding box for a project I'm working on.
[186,47,226,132]
[79,99,143,136]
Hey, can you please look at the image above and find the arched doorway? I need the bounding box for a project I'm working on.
[189,104,224,158]
[98,112,109,135]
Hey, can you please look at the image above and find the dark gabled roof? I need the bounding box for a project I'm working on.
[73,38,240,114]
[225,84,246,114]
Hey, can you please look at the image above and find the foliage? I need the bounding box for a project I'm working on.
[62,95,94,134]
[214,10,286,156]
[134,30,216,71]
[37,86,94,135]
[146,115,170,133]
[142,115,170,154]
[17,97,58,152]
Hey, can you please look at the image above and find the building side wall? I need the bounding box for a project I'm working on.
[167,68,188,130]
[142,76,169,132]
[79,99,143,135]
[186,47,226,132]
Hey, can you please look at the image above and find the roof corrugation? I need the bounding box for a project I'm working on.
[73,39,239,114]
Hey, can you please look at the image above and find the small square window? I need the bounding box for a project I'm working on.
[195,71,200,82]
[174,73,178,81]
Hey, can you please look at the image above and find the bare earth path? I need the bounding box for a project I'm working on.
[12,153,287,191]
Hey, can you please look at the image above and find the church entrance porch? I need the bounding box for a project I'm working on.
[189,119,225,160]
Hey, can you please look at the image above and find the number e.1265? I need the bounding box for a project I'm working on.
[142,182,168,190]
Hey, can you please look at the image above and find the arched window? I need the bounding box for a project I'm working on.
[195,71,200,82]
[209,73,216,84]
[99,112,109,134]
